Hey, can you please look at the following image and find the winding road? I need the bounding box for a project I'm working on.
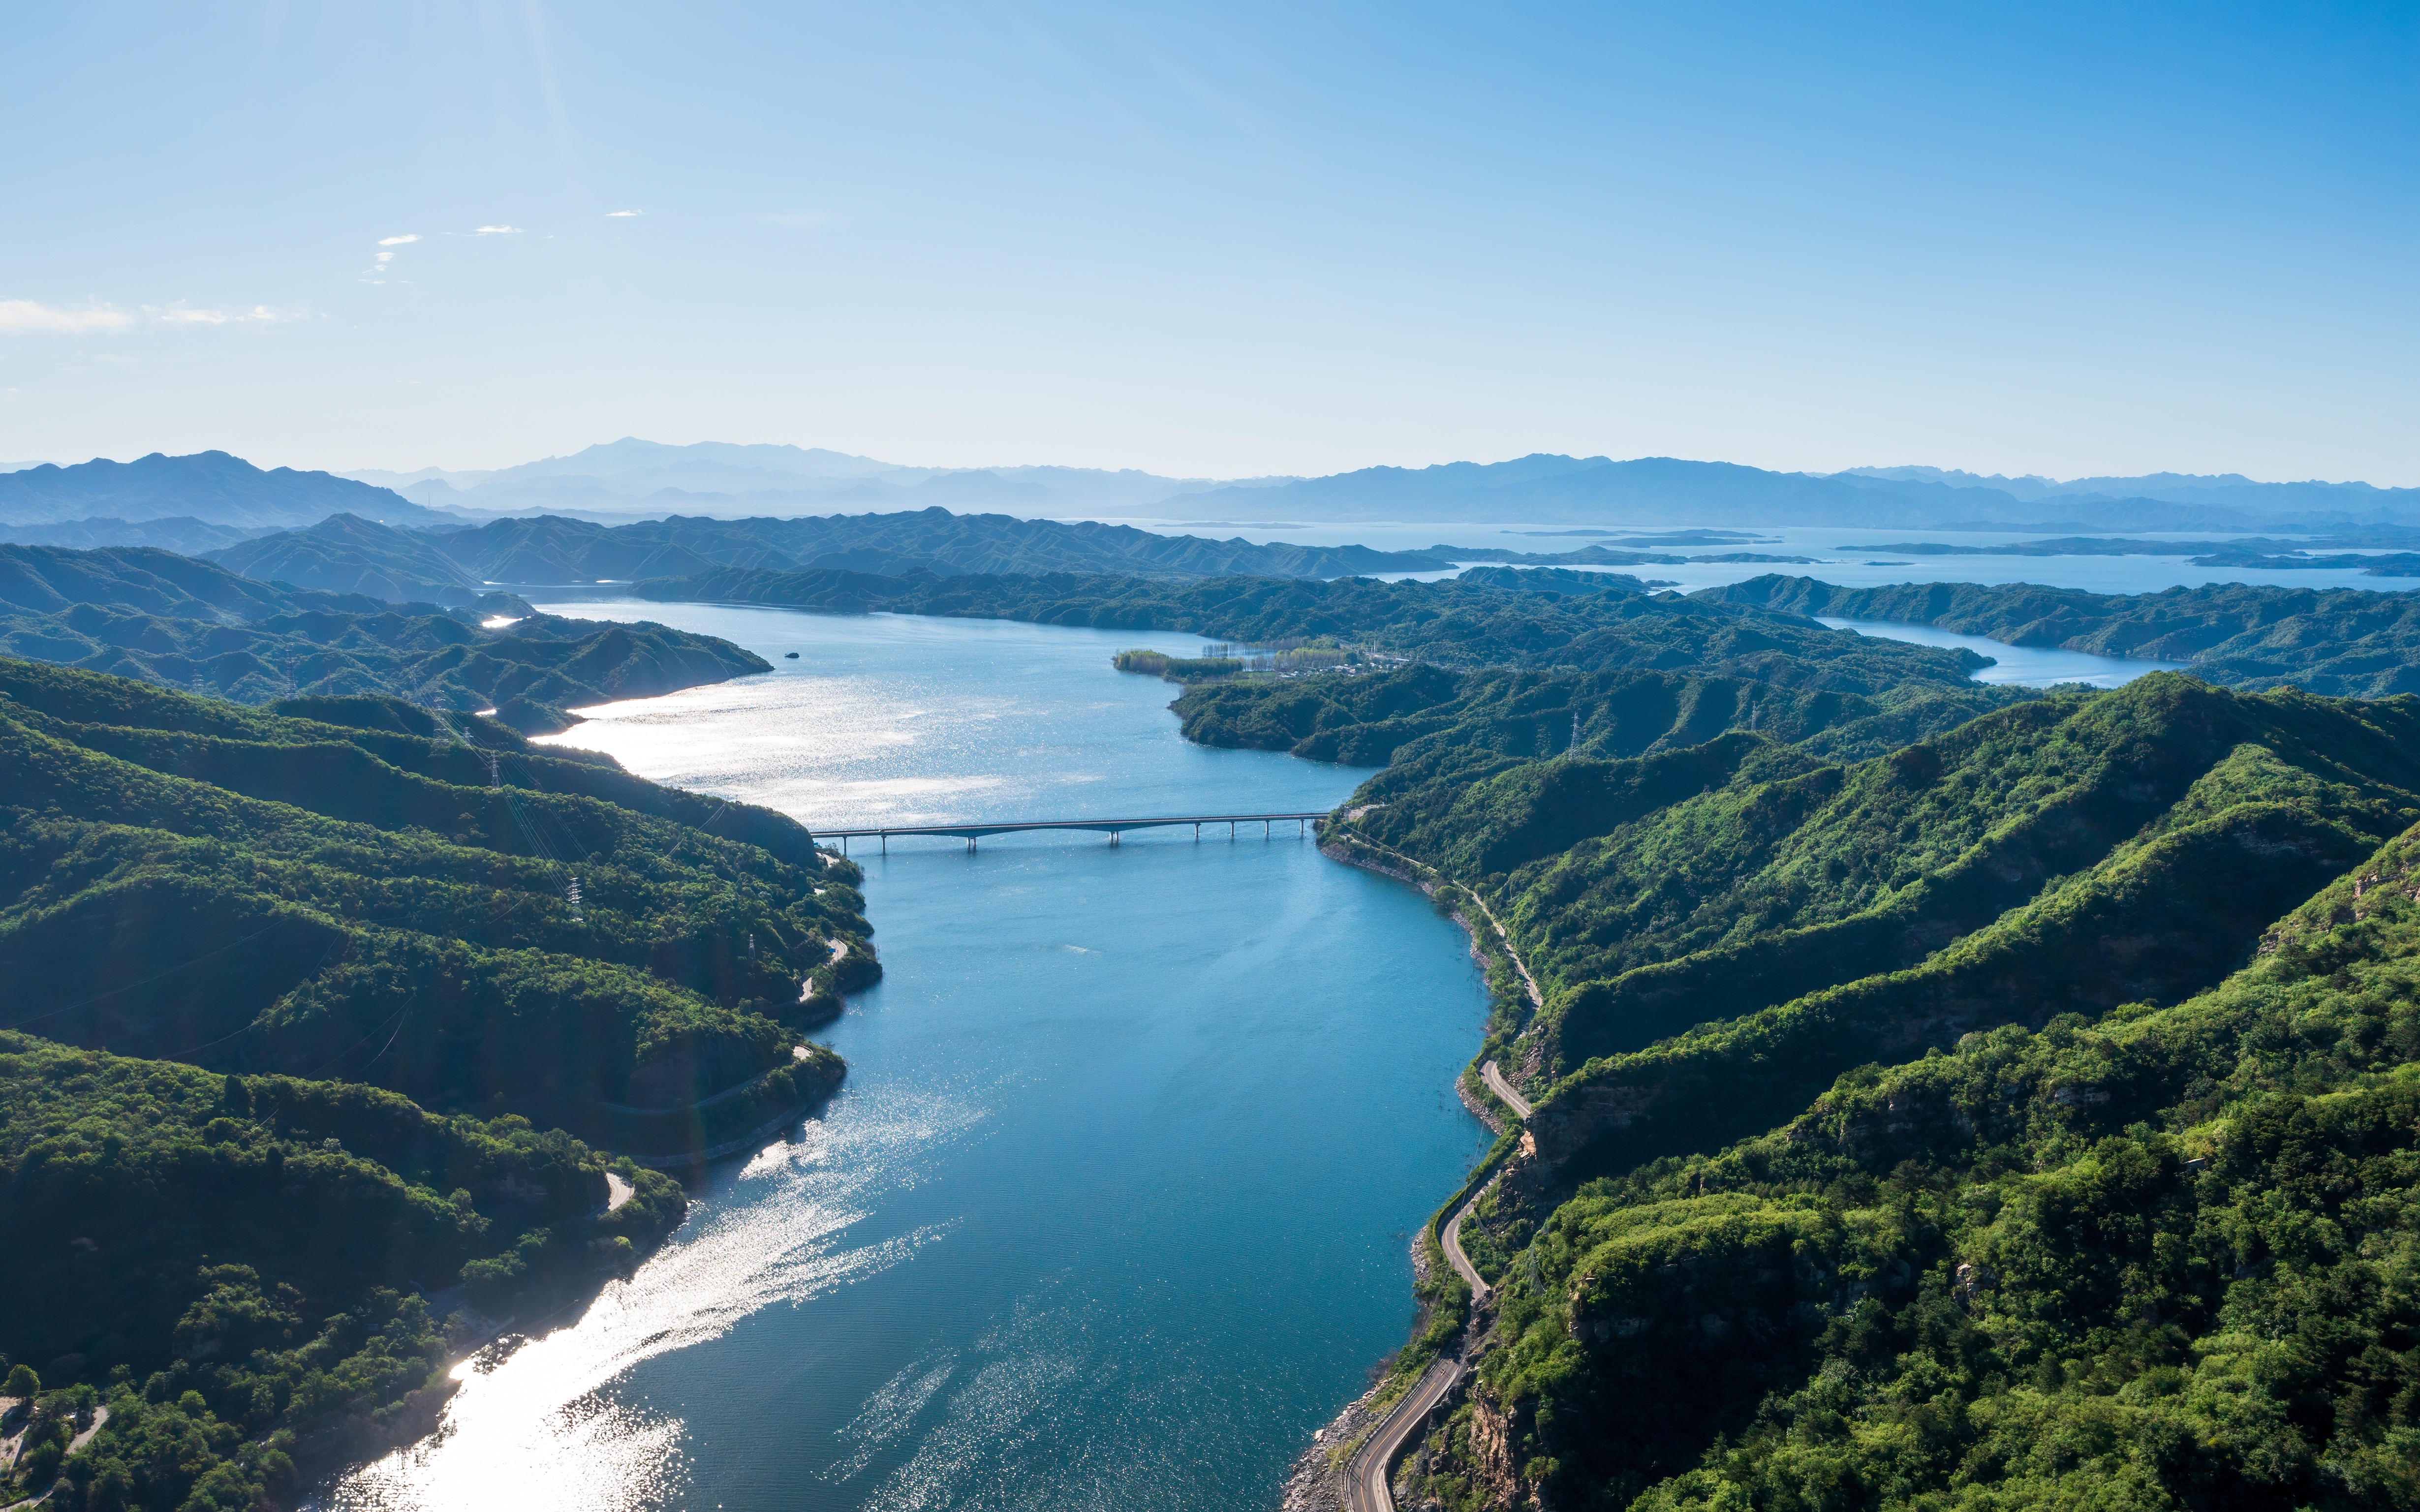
[1481,1059,1534,1120]
[1347,1353,1465,1512]
[1351,1154,1508,1512]
[1334,831,1551,1511]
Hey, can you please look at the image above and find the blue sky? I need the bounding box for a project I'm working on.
[1,1,2412,481]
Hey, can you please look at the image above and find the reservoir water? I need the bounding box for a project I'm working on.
[313,555,2177,1511]
[1814,618,2187,687]
[315,607,1493,1512]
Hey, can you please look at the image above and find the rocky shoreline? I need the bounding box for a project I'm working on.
[1280,841,1516,1511]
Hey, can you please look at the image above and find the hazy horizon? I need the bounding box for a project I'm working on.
[7,441,2415,497]
[4,3,2414,486]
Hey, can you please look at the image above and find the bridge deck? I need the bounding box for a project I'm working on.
[812,813,1331,852]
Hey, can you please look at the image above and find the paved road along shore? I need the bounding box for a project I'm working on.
[1481,1059,1534,1120]
[1346,1353,1464,1512]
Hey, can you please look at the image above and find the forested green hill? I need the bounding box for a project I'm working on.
[0,659,869,1153]
[0,541,770,715]
[1173,661,2018,771]
[0,658,869,1509]
[1703,574,2420,697]
[0,1035,683,1512]
[206,512,482,603]
[885,571,1993,678]
[1311,672,2420,1511]
[1407,824,2420,1511]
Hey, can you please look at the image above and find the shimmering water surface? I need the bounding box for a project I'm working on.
[314,545,2195,1511]
[315,607,1494,1512]
[1814,618,2187,687]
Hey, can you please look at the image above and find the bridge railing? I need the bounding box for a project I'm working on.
[811,812,1331,854]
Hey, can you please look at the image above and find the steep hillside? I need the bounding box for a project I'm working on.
[206,513,481,602]
[0,543,358,620]
[1358,677,2420,1109]
[0,516,267,554]
[0,1035,684,1511]
[1311,674,2420,1510]
[1174,661,2015,771]
[1,605,765,712]
[1704,575,2420,697]
[0,661,869,1155]
[1406,822,2420,1512]
[0,542,766,710]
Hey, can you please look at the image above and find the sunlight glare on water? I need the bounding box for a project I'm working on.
[323,1089,973,1512]
[312,604,1494,1512]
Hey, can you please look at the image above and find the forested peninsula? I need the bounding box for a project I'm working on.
[1706,575,2420,698]
[0,658,871,1509]
[0,542,770,730]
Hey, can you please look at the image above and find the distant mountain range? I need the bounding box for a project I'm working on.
[341,437,1293,520]
[341,439,2420,530]
[1172,455,2420,530]
[0,451,438,528]
[5,444,2415,541]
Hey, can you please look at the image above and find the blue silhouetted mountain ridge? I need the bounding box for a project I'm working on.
[0,451,446,529]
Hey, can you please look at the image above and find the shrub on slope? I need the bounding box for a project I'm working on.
[0,662,870,1151]
[0,1035,683,1512]
[1414,825,2420,1512]
[1704,573,2420,698]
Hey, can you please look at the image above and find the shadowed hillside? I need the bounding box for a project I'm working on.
[0,660,870,1151]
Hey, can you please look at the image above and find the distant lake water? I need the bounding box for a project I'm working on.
[1814,618,2187,687]
[312,606,1492,1512]
[1098,516,2419,597]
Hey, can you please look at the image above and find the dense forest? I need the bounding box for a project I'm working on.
[0,659,871,1152]
[0,541,768,718]
[1706,575,2420,697]
[0,655,876,1508]
[1302,671,2420,1509]
[1405,827,2420,1510]
[0,1036,685,1511]
[202,506,1455,594]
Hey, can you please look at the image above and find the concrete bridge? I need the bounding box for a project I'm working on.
[813,812,1331,854]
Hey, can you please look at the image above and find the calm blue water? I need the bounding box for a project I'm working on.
[1096,516,2420,596]
[317,607,1491,1512]
[1814,617,2186,687]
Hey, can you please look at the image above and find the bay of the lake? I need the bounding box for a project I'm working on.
[312,606,1493,1512]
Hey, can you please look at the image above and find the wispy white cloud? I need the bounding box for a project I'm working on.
[605,209,641,217]
[0,299,298,333]
[378,233,420,246]
[147,303,299,325]
[470,224,524,236]
[0,299,139,335]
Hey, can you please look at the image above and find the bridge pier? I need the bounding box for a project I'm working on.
[811,812,1328,852]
